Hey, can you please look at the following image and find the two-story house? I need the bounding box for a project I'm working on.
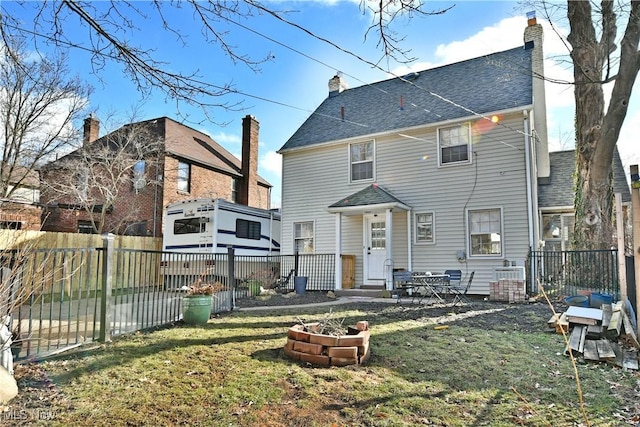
[40,115,272,236]
[278,15,553,294]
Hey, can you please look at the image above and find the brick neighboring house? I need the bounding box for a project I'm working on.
[40,115,272,236]
[0,166,42,231]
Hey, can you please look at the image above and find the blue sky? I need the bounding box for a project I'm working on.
[5,1,639,208]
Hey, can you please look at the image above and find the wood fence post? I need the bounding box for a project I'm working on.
[630,165,640,333]
[100,233,115,342]
[615,193,627,302]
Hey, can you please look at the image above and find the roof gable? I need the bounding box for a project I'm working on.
[538,148,631,208]
[280,46,533,152]
[45,117,271,187]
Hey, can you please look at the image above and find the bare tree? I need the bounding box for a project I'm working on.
[0,1,450,123]
[0,35,90,200]
[40,117,164,235]
[565,1,640,249]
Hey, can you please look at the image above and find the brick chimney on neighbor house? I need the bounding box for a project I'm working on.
[239,114,259,206]
[83,115,100,145]
[328,73,348,97]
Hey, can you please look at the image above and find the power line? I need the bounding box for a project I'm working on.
[4,6,532,147]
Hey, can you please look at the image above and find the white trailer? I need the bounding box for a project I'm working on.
[161,198,281,289]
[162,198,280,255]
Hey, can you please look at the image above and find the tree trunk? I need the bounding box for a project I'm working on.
[567,0,640,250]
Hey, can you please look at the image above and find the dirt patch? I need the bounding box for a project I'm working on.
[236,290,338,308]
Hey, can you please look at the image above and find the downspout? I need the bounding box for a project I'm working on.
[335,213,343,290]
[407,210,412,271]
[523,111,536,291]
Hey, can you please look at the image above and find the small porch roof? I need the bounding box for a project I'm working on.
[327,184,411,215]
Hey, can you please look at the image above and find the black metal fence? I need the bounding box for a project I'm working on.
[528,249,620,300]
[2,238,336,361]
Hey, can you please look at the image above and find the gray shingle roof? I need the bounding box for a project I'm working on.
[280,46,533,152]
[328,184,409,209]
[538,148,631,208]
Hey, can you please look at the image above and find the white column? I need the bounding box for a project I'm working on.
[386,208,393,290]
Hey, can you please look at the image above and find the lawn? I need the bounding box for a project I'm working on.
[9,300,640,426]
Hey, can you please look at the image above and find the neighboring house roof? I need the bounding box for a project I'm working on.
[538,148,631,208]
[160,118,270,187]
[1,165,39,188]
[328,184,410,212]
[46,117,271,188]
[280,46,533,152]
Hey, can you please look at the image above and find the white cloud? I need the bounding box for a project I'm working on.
[211,131,241,146]
[617,108,640,175]
[260,150,282,178]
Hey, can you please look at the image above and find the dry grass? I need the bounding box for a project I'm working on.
[8,300,640,426]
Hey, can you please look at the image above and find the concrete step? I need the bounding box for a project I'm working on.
[335,288,386,298]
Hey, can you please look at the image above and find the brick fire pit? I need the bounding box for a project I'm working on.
[284,321,370,367]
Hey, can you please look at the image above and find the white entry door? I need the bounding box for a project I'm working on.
[364,215,386,285]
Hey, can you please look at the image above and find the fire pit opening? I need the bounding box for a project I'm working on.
[284,321,370,367]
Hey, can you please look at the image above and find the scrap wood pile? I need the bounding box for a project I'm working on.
[548,301,639,370]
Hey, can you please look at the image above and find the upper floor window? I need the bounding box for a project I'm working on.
[77,170,88,201]
[294,221,314,254]
[132,160,146,192]
[231,178,239,202]
[236,219,261,240]
[438,124,471,166]
[415,212,434,244]
[177,161,191,192]
[350,141,374,182]
[467,208,502,256]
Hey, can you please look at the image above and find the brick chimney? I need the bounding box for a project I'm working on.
[83,115,100,145]
[328,73,348,97]
[523,11,550,182]
[239,115,259,206]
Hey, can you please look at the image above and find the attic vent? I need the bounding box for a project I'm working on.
[402,72,419,81]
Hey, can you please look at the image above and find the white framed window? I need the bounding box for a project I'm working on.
[350,141,374,182]
[438,123,471,166]
[415,212,434,244]
[231,178,239,202]
[467,208,503,256]
[132,160,146,192]
[177,161,190,192]
[77,170,88,201]
[541,213,575,251]
[294,221,314,254]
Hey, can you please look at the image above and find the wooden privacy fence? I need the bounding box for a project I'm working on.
[0,229,162,250]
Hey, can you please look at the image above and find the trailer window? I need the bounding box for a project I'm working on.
[236,219,261,240]
[174,218,206,234]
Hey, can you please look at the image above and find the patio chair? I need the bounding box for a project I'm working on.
[451,271,474,306]
[443,269,462,287]
[391,270,415,303]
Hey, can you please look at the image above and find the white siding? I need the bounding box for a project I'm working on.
[281,112,532,294]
